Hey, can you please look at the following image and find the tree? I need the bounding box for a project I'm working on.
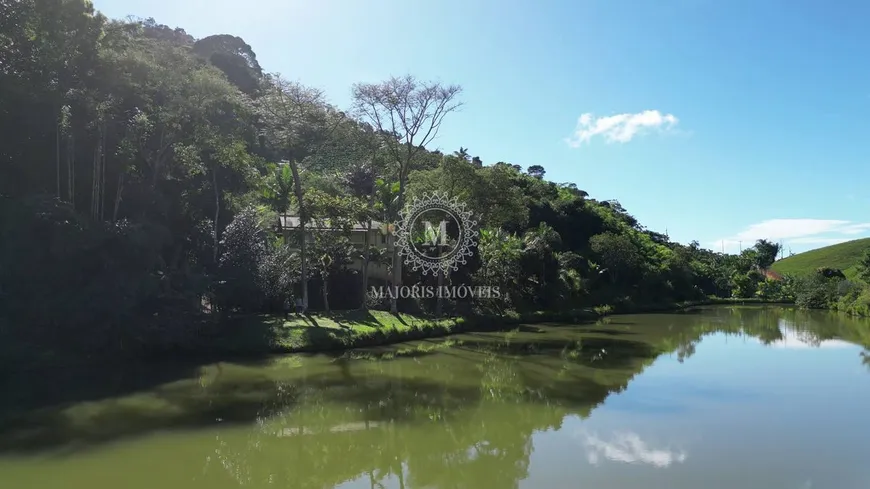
[475,228,524,310]
[193,34,263,94]
[351,75,463,313]
[215,207,268,312]
[309,231,355,312]
[316,118,384,308]
[526,165,546,179]
[262,163,294,231]
[259,237,301,310]
[258,75,341,312]
[589,232,641,285]
[857,250,870,284]
[753,239,781,269]
[523,222,562,292]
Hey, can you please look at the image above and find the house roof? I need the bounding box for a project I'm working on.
[279,215,384,232]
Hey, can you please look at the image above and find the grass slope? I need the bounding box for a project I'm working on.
[771,237,870,278]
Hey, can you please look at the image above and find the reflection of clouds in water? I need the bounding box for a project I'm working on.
[580,431,687,468]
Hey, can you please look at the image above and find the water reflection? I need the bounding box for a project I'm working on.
[0,306,869,489]
[762,322,854,349]
[580,431,688,468]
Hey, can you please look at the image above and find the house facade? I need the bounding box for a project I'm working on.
[277,215,395,282]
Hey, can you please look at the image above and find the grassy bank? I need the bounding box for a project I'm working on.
[1,298,793,372]
[208,297,793,356]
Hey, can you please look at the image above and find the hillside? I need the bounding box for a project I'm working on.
[771,238,870,278]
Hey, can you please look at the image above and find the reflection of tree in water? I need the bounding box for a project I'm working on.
[223,325,698,486]
[692,306,870,350]
[676,341,696,363]
[402,354,539,489]
[13,306,868,488]
[196,333,662,488]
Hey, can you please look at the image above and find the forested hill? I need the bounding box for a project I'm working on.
[1,1,826,362]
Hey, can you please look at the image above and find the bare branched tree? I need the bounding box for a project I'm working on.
[351,75,462,313]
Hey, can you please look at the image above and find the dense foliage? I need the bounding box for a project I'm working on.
[3,1,859,364]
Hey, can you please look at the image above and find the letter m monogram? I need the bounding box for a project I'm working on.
[422,220,448,246]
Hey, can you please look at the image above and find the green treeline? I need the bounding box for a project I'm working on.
[0,1,860,364]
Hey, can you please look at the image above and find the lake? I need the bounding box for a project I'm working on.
[1,305,870,488]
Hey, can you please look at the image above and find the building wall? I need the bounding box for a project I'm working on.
[279,228,393,282]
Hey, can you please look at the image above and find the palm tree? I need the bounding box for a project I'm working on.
[522,222,562,287]
[263,163,294,231]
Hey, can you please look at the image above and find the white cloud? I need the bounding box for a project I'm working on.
[580,431,687,468]
[711,219,870,254]
[566,110,679,147]
[788,237,851,245]
[839,223,870,234]
[733,219,849,241]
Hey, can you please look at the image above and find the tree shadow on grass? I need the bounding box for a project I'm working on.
[303,313,320,327]
[326,310,388,329]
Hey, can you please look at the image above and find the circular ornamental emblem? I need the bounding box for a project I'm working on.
[394,193,478,276]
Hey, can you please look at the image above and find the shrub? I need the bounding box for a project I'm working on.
[817,267,846,279]
[793,274,841,309]
[836,283,870,317]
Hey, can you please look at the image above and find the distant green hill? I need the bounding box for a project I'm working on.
[771,238,870,278]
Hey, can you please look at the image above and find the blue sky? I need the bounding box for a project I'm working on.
[95,0,870,255]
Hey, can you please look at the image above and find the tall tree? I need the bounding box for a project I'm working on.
[258,75,346,311]
[523,222,562,289]
[753,239,781,269]
[193,34,263,94]
[351,76,463,313]
[526,165,545,179]
[259,77,322,312]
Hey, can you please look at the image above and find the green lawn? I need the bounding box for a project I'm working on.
[214,310,464,354]
[771,237,870,279]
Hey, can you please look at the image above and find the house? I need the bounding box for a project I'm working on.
[277,215,394,281]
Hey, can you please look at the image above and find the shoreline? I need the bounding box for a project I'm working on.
[208,297,795,356]
[2,298,794,373]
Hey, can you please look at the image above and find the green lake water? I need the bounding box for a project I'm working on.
[2,305,870,488]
